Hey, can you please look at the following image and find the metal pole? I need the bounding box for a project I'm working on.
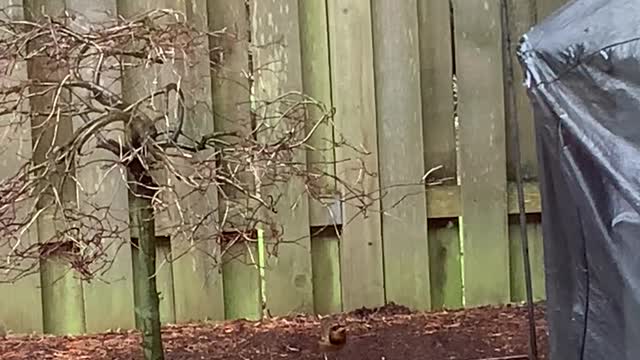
[500,1,539,359]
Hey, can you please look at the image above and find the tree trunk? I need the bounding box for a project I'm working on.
[129,193,164,360]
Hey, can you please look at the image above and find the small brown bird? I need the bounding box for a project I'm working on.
[318,321,347,359]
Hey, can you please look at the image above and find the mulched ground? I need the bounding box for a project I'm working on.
[0,302,548,360]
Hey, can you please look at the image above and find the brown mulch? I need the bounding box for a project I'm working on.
[0,302,548,360]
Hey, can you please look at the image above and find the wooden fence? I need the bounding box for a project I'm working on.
[0,0,569,335]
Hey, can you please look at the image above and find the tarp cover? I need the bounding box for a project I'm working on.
[518,0,640,359]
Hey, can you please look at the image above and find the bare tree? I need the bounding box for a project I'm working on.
[0,8,416,360]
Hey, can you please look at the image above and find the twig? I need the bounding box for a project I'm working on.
[470,355,529,360]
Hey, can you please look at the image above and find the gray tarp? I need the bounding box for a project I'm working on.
[517,0,640,359]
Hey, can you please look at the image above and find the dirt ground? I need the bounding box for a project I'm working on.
[0,302,548,360]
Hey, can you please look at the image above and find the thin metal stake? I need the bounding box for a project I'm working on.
[500,0,539,359]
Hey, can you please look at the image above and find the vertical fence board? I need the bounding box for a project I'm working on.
[372,0,431,311]
[311,228,342,314]
[418,0,463,310]
[156,241,176,324]
[505,0,537,181]
[251,0,314,316]
[327,0,385,310]
[170,0,225,323]
[419,0,457,176]
[0,0,43,334]
[222,244,262,320]
[66,0,137,333]
[428,220,463,309]
[298,0,343,314]
[299,0,337,228]
[453,0,510,307]
[509,216,546,302]
[24,0,86,335]
[39,260,86,334]
[208,0,261,320]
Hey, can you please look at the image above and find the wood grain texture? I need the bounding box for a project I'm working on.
[24,0,86,335]
[251,0,314,316]
[0,0,44,334]
[208,0,262,321]
[299,0,339,228]
[509,216,546,302]
[311,227,343,314]
[505,0,538,180]
[39,256,87,334]
[426,182,541,219]
[418,0,457,176]
[327,0,385,310]
[372,0,431,311]
[299,0,342,315]
[453,0,510,307]
[222,243,262,320]
[418,0,461,312]
[66,0,137,333]
[170,0,225,324]
[429,220,463,310]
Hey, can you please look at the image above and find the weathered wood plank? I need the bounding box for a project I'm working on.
[39,258,86,334]
[169,151,224,323]
[170,0,225,324]
[251,0,314,316]
[509,216,546,302]
[222,243,262,320]
[299,0,342,316]
[299,0,338,228]
[305,182,543,222]
[453,0,510,307]
[24,0,86,335]
[311,227,342,315]
[417,0,460,312]
[327,0,385,310]
[428,220,463,310]
[372,0,431,311]
[505,0,538,180]
[66,0,137,334]
[207,0,261,321]
[418,0,457,177]
[426,182,541,219]
[0,0,44,334]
